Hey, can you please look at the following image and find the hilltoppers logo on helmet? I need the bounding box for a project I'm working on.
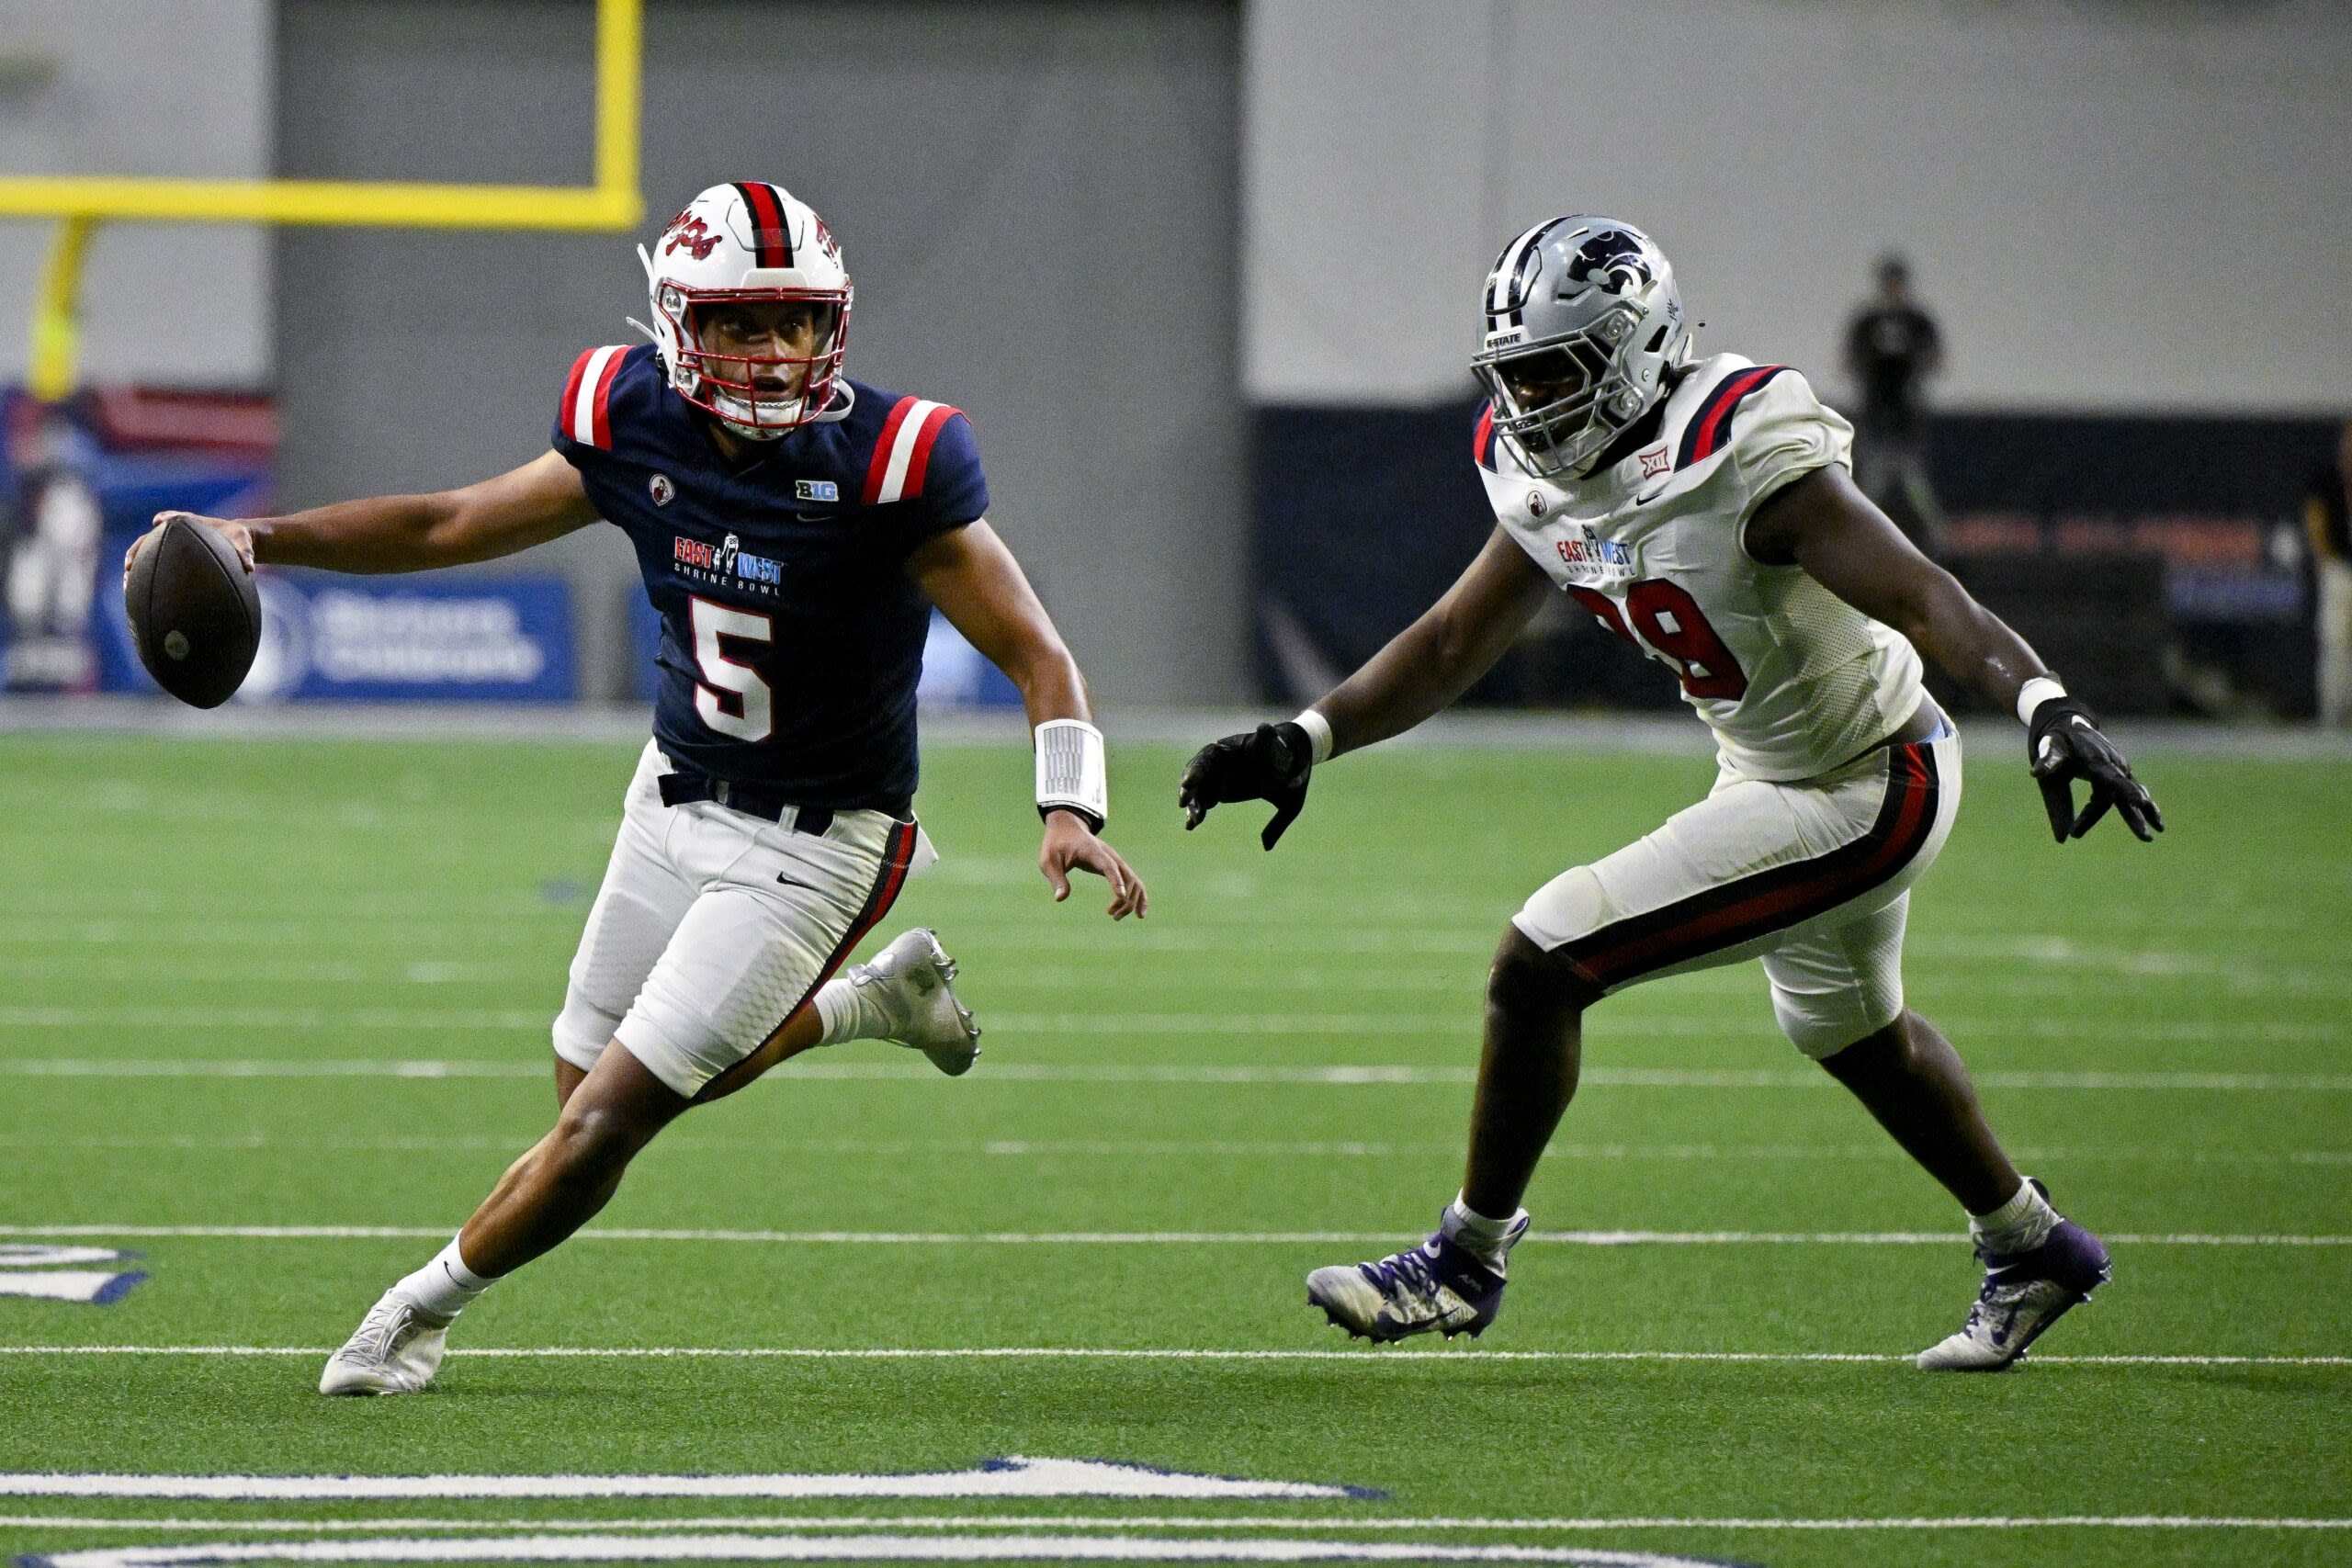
[637,182,855,441]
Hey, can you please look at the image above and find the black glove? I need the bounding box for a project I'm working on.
[2027,696,2164,843]
[1179,721,1315,850]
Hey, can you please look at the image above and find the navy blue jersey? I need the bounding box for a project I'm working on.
[552,344,988,815]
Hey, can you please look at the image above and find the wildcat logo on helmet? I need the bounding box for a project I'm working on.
[1566,230,1655,296]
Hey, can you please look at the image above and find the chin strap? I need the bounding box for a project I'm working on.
[808,381,855,423]
[711,379,858,441]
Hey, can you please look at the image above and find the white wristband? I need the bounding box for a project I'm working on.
[2016,677,2067,727]
[1035,718,1107,829]
[1292,707,1334,765]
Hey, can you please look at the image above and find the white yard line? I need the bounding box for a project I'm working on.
[0,1462,1362,1503]
[0,1532,1739,1568]
[0,1007,2337,1044]
[4,1134,2340,1166]
[0,1346,2342,1367]
[0,1225,2345,1247]
[17,1524,2352,1568]
[6,1060,2352,1090]
[0,1515,2345,1535]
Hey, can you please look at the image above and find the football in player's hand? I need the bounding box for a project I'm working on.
[125,516,261,708]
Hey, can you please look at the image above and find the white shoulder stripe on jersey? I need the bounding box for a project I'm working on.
[1487,220,1553,315]
[875,399,944,504]
[569,345,626,446]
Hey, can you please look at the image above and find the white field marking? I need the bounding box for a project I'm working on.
[0,1245,135,1268]
[0,1460,1367,1503]
[0,1008,545,1032]
[10,1533,1737,1568]
[0,1270,146,1303]
[3,1224,2347,1248]
[0,1060,547,1080]
[2,1134,2346,1168]
[0,926,554,951]
[1,1348,2345,1368]
[1,1516,2346,1536]
[8,1059,2352,1091]
[15,1008,2330,1045]
[0,959,528,987]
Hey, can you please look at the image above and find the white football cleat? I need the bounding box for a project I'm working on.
[318,1291,450,1395]
[1917,1209,2111,1371]
[844,927,980,1076]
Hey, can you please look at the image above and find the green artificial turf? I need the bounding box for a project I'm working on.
[0,728,2346,1568]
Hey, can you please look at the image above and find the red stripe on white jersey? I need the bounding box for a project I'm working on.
[567,345,628,449]
[898,404,960,501]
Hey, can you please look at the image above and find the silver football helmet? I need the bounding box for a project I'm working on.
[1470,216,1691,478]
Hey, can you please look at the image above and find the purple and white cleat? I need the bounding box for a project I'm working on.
[1306,1213,1527,1343]
[1917,1209,2112,1371]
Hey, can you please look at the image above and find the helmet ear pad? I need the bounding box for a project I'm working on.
[1472,217,1688,477]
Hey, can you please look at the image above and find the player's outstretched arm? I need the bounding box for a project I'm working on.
[125,451,601,581]
[908,521,1147,919]
[1179,526,1551,849]
[1747,464,2163,843]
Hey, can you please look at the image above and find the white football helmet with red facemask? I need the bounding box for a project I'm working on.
[637,182,854,441]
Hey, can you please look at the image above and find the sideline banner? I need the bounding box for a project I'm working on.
[97,569,578,703]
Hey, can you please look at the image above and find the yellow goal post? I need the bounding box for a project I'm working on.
[0,0,644,400]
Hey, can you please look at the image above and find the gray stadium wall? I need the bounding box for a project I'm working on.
[272,0,1246,704]
[1242,0,2352,716]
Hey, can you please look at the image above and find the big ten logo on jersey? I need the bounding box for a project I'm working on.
[673,532,784,596]
[1555,523,1634,583]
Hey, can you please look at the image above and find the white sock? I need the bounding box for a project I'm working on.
[813,976,888,1046]
[1442,1193,1529,1270]
[1970,1179,2057,1256]
[391,1235,493,1322]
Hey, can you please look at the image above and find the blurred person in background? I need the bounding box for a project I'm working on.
[2,403,103,692]
[2309,419,2352,727]
[1843,254,1947,556]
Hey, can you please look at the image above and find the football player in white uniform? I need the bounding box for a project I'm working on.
[1181,217,2161,1371]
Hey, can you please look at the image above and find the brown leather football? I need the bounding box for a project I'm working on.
[124,516,262,708]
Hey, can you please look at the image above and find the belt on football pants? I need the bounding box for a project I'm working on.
[657,770,834,836]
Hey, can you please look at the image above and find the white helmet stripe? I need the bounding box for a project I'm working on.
[1487,219,1553,318]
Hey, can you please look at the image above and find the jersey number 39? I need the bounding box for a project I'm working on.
[689,598,774,741]
[1566,581,1748,700]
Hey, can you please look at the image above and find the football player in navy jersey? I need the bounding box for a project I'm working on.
[128,182,1148,1395]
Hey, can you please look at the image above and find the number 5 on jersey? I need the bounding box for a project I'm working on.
[689,597,774,741]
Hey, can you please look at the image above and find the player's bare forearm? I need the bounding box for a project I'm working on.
[248,452,598,575]
[910,520,1146,917]
[1317,527,1553,758]
[1747,465,2046,712]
